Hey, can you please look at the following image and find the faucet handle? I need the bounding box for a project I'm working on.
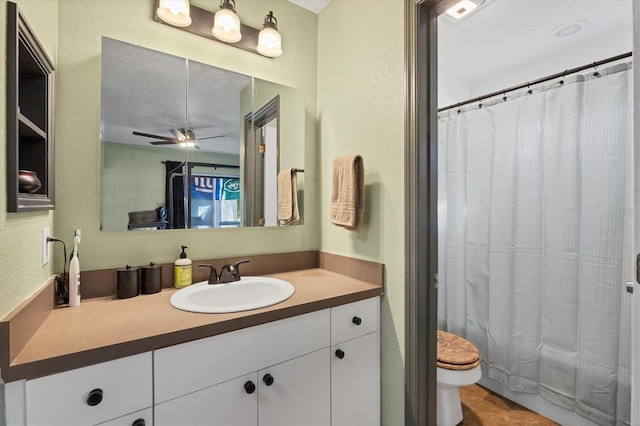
[234,260,250,280]
[234,259,250,269]
[199,264,218,284]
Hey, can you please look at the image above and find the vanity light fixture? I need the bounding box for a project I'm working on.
[257,11,282,58]
[444,0,484,20]
[156,0,192,27]
[153,0,283,58]
[212,0,242,43]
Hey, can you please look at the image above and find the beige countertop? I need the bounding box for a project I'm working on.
[2,268,382,382]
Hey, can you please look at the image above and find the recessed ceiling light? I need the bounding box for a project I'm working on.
[551,20,589,37]
[444,0,484,20]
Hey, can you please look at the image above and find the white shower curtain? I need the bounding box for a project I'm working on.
[437,62,634,425]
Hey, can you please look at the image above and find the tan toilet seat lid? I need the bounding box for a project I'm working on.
[437,330,480,369]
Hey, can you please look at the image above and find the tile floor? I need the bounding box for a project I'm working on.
[458,384,559,426]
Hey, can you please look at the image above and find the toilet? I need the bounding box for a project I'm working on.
[436,330,482,426]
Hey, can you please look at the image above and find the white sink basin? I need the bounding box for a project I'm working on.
[170,276,295,314]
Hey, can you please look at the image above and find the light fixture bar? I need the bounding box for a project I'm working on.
[154,0,262,56]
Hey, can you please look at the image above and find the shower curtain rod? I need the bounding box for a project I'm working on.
[438,51,632,113]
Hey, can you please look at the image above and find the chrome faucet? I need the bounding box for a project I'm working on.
[217,260,250,283]
[198,264,219,285]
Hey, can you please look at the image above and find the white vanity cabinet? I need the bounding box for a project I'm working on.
[23,352,152,426]
[3,297,379,426]
[154,297,379,426]
[153,309,331,426]
[331,297,381,426]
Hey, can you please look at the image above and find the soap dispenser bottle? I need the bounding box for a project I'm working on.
[174,245,192,289]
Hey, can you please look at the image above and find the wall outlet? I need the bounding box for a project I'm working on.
[42,227,50,266]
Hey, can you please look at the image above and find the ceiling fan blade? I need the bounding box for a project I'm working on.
[133,131,175,142]
[149,140,178,145]
[135,129,207,149]
[197,135,227,141]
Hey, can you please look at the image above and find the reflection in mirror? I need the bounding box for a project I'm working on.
[250,78,305,226]
[100,38,304,231]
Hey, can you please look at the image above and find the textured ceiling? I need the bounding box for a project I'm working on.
[101,37,251,155]
[438,0,633,92]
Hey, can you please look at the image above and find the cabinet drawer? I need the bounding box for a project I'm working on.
[154,308,330,403]
[25,352,152,426]
[331,297,379,345]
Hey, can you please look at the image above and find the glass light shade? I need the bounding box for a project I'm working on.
[257,27,282,57]
[444,0,479,20]
[157,0,192,27]
[212,8,242,43]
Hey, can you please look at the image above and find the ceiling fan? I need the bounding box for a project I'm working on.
[132,128,225,149]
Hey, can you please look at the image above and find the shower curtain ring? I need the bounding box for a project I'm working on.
[503,92,507,102]
[559,70,567,85]
[593,62,601,77]
[527,84,532,95]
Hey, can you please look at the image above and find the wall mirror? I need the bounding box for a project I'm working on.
[100,37,305,231]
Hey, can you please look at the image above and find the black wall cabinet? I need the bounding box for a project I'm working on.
[6,1,55,212]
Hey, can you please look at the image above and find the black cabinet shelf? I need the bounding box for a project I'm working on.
[19,113,47,139]
[6,2,55,212]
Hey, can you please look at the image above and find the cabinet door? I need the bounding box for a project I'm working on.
[94,407,152,426]
[331,332,380,426]
[154,373,257,426]
[258,348,330,426]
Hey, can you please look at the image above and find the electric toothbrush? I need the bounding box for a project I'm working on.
[68,229,81,307]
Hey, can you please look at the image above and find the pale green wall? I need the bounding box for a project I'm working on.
[0,0,58,319]
[317,1,406,425]
[54,0,318,271]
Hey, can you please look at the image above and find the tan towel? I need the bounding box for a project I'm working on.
[330,155,364,232]
[278,168,299,226]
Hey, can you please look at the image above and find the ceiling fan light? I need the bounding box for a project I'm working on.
[257,12,282,57]
[212,0,242,43]
[157,0,192,27]
[171,128,187,141]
